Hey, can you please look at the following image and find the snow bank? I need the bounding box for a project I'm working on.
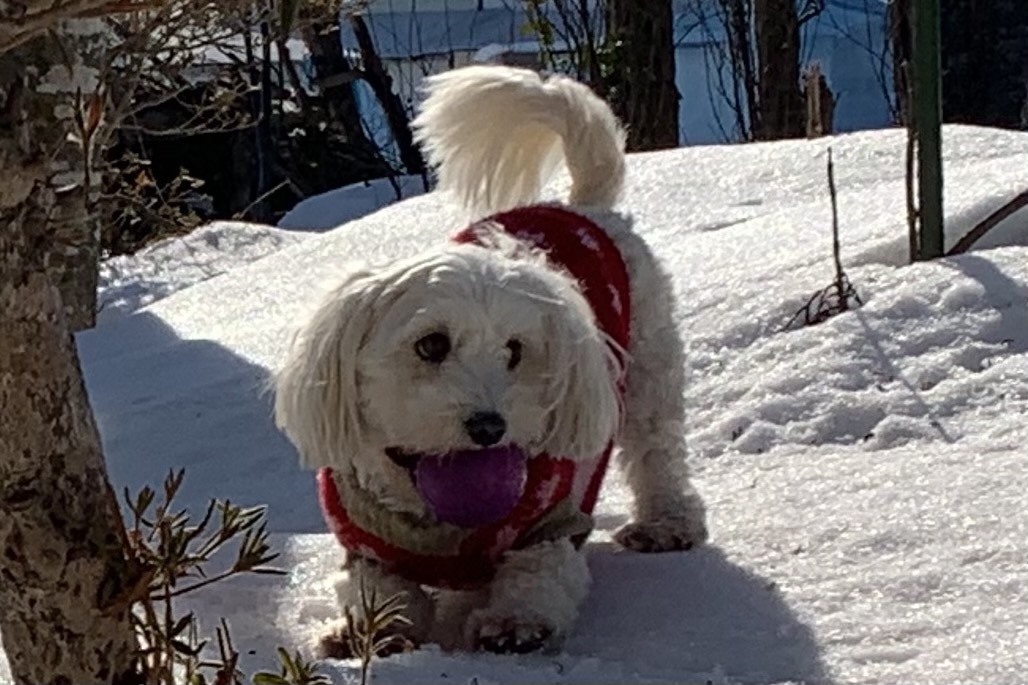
[277,174,428,232]
[98,221,311,323]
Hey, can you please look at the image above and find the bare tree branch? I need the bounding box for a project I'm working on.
[948,189,1028,256]
[1,0,161,54]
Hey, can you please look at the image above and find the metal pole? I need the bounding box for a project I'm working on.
[914,0,944,259]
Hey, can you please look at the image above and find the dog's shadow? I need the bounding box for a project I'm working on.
[570,543,831,684]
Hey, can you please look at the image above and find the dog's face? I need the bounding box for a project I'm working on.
[275,240,621,511]
[360,251,554,457]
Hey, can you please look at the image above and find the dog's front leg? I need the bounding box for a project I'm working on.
[316,554,435,659]
[465,539,589,654]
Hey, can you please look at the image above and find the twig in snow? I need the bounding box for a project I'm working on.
[782,147,862,330]
[947,189,1028,256]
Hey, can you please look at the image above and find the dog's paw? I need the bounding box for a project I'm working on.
[467,611,556,654]
[614,516,708,553]
[314,618,416,660]
[313,620,355,660]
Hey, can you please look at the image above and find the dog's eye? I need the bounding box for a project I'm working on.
[506,339,523,370]
[415,332,451,363]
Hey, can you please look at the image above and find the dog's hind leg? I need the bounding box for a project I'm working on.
[613,259,708,553]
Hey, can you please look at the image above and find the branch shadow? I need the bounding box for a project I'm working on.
[851,310,956,444]
[849,252,1028,448]
[942,253,1028,355]
[76,311,321,533]
[76,311,319,671]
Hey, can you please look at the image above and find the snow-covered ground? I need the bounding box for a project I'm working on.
[98,221,312,323]
[4,125,1028,684]
[277,174,428,232]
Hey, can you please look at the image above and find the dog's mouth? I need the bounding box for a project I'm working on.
[384,445,529,528]
[385,445,526,471]
[385,447,422,472]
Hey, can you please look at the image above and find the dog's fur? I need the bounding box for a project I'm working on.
[274,65,708,655]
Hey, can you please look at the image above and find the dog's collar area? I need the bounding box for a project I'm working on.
[317,453,592,590]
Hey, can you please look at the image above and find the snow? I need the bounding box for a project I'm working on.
[4,124,1028,684]
[277,175,428,232]
[98,221,312,323]
[196,35,312,66]
[473,40,567,63]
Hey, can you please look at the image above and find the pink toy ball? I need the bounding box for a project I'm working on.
[414,445,529,528]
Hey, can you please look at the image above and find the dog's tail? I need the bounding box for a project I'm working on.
[412,65,626,217]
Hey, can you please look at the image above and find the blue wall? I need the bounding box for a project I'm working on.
[342,0,894,148]
[674,1,893,143]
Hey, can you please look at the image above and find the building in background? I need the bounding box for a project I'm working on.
[340,0,893,148]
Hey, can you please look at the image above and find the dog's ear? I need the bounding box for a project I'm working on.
[274,268,386,469]
[539,293,622,461]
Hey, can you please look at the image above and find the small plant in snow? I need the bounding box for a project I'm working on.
[102,468,329,685]
[784,147,862,330]
[343,582,413,685]
[251,647,332,685]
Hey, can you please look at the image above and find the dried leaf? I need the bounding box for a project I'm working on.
[171,612,195,638]
[171,638,205,657]
[85,90,104,139]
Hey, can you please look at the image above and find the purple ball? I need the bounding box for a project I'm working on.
[414,446,528,528]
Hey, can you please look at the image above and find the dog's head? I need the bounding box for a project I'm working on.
[274,240,621,509]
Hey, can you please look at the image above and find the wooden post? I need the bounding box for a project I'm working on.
[914,0,944,259]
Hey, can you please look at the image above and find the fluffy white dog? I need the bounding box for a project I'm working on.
[274,65,708,656]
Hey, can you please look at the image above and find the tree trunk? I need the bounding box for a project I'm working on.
[940,1,1028,130]
[605,0,680,151]
[0,25,139,685]
[0,18,105,331]
[893,1,1028,130]
[348,14,426,176]
[253,17,275,222]
[752,0,805,140]
[300,18,394,183]
[302,21,371,144]
[889,0,914,127]
[803,62,835,138]
[721,0,760,140]
[913,0,944,261]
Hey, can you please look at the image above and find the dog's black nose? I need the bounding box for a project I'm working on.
[465,411,507,447]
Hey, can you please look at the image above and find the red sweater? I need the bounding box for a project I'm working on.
[318,205,632,589]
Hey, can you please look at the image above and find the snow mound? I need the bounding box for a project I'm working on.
[3,125,1024,685]
[689,249,1028,458]
[277,174,428,232]
[98,221,311,323]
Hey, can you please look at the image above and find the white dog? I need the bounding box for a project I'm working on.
[274,65,708,656]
